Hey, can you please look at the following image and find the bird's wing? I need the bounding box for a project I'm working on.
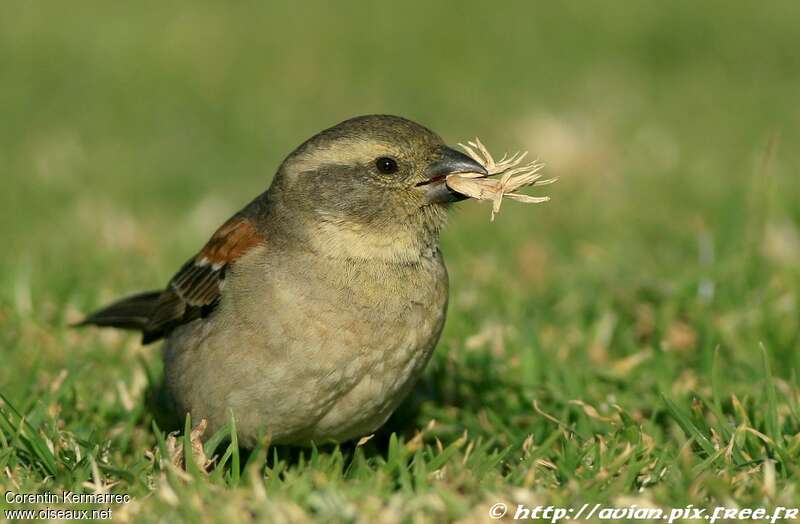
[142,214,265,343]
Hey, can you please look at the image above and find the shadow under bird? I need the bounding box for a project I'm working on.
[79,114,487,446]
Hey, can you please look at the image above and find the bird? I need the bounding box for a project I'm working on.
[78,114,487,447]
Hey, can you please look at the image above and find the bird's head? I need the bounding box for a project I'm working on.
[268,115,486,262]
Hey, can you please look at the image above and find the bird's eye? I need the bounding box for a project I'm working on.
[375,156,398,174]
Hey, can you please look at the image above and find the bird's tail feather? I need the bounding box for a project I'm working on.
[75,291,161,332]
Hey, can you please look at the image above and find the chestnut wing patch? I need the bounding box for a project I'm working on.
[141,216,264,343]
[173,217,262,306]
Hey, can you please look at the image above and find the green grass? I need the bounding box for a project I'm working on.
[2,1,800,522]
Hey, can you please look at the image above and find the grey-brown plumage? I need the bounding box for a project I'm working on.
[80,115,486,446]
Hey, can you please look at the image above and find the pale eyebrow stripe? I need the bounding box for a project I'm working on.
[285,139,396,175]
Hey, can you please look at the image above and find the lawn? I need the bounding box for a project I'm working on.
[2,1,800,522]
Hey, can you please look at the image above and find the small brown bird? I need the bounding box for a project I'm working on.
[80,115,486,446]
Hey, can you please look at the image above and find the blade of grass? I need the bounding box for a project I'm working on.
[183,414,200,478]
[761,344,780,443]
[229,409,240,487]
[660,392,716,457]
[242,431,269,481]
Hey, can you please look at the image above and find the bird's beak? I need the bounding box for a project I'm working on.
[418,146,488,203]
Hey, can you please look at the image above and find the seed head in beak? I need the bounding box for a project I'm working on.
[419,146,487,203]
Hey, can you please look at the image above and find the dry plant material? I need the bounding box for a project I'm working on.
[447,138,556,221]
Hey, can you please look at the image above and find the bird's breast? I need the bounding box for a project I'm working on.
[182,245,449,444]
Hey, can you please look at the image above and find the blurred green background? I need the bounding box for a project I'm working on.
[1,1,799,516]
[3,1,798,365]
